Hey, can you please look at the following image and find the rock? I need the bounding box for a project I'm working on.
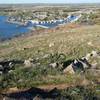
[63,64,75,74]
[24,60,32,67]
[0,65,3,74]
[18,79,23,83]
[85,53,91,60]
[0,65,3,70]
[42,54,49,58]
[91,63,98,69]
[87,41,93,46]
[79,58,91,69]
[91,50,98,57]
[72,59,85,72]
[9,62,14,69]
[49,43,54,47]
[85,51,99,60]
[63,50,100,74]
[28,58,34,62]
[8,70,13,73]
[63,57,91,74]
[24,58,35,68]
[49,63,58,68]
[0,71,2,74]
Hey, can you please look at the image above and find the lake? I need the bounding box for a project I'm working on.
[0,16,30,41]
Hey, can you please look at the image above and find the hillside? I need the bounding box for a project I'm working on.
[0,23,100,99]
[0,24,100,60]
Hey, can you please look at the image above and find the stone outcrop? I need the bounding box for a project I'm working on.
[0,60,24,74]
[24,58,35,68]
[63,51,100,74]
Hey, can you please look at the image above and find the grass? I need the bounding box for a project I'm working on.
[0,24,100,60]
[0,24,100,92]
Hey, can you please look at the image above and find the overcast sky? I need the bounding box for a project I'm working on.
[0,0,100,4]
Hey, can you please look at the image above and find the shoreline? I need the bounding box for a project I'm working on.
[6,18,28,26]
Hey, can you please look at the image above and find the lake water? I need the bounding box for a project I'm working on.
[0,16,30,41]
[0,15,77,41]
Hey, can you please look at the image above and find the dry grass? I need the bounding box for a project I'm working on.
[0,24,100,92]
[0,24,100,60]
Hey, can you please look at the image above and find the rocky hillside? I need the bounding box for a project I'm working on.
[0,23,100,99]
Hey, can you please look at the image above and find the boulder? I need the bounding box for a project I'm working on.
[42,54,49,58]
[63,64,75,74]
[63,57,91,74]
[49,43,54,47]
[87,41,93,46]
[49,63,58,68]
[79,58,91,69]
[85,51,100,60]
[24,60,32,67]
[91,50,99,57]
[9,62,14,69]
[24,58,35,68]
[0,71,2,74]
[0,65,3,71]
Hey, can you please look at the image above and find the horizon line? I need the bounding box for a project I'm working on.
[0,2,100,4]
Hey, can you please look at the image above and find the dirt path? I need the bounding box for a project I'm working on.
[1,78,90,93]
[1,83,73,94]
[38,83,73,90]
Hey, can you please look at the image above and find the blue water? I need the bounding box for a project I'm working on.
[0,16,30,40]
[0,15,77,40]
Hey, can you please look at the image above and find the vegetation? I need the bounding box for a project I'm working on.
[0,52,72,89]
[0,24,100,91]
[0,5,100,99]
[59,85,99,100]
[78,11,100,25]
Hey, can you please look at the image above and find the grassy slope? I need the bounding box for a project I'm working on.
[0,24,100,92]
[0,24,100,60]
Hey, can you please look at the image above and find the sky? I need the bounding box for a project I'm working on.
[0,0,100,4]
